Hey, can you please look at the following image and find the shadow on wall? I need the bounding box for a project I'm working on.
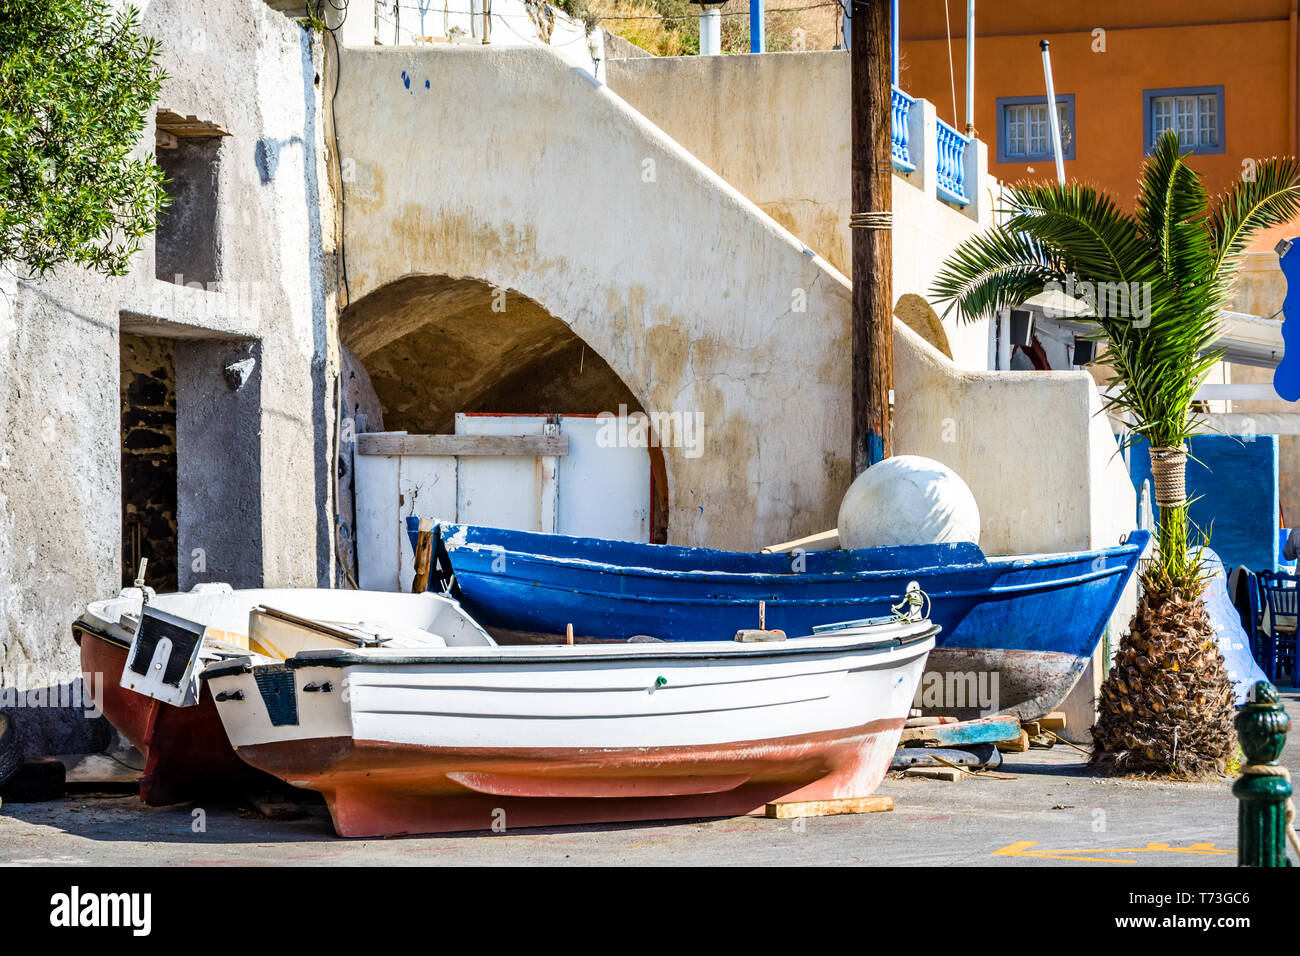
[339,274,642,432]
[254,135,305,185]
[894,293,953,360]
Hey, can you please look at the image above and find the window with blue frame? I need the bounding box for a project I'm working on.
[996,95,1075,164]
[1143,86,1224,155]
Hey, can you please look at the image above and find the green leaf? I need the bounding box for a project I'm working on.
[0,0,167,277]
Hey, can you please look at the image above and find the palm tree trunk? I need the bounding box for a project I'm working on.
[1148,444,1191,584]
[1089,445,1234,775]
[1156,504,1188,584]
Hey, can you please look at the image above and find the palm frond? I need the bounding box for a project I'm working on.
[1003,182,1155,286]
[928,136,1284,589]
[1135,131,1214,288]
[930,226,1061,322]
[1210,155,1300,280]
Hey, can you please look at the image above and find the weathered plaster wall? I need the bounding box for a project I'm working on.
[0,271,121,755]
[604,50,998,370]
[893,323,1136,556]
[338,44,1132,568]
[600,50,1134,550]
[337,45,854,550]
[0,0,339,755]
[607,53,853,273]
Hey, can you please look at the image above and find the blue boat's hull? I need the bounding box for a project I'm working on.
[412,520,1149,720]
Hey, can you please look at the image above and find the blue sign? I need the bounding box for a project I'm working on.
[1274,237,1300,401]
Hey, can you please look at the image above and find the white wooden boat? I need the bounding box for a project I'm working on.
[203,612,938,837]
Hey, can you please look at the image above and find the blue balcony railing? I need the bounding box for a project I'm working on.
[935,119,970,206]
[891,86,915,172]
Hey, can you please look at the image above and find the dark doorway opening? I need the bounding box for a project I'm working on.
[120,333,179,590]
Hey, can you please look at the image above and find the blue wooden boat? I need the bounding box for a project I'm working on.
[408,519,1150,721]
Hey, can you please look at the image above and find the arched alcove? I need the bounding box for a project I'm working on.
[341,274,669,542]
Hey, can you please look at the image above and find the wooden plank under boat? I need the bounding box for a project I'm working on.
[414,520,1151,721]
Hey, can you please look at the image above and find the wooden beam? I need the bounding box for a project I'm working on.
[764,795,893,818]
[357,433,570,457]
[897,714,1022,747]
[850,0,894,475]
[410,517,434,594]
[760,528,840,554]
[155,109,231,138]
[995,730,1031,753]
[1039,711,1067,731]
[900,766,964,781]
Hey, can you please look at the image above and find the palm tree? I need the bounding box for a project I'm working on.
[931,132,1300,776]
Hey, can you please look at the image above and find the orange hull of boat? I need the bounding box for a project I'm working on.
[235,717,905,836]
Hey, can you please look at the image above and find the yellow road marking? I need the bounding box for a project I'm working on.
[992,840,1231,863]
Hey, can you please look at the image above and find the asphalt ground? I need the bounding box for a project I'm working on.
[4,692,1294,867]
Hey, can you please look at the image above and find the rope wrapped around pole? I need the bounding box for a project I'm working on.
[1149,445,1188,509]
[849,211,894,230]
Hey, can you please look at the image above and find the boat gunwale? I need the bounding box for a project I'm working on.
[72,619,130,651]
[440,525,1148,589]
[201,626,940,677]
[448,559,1134,610]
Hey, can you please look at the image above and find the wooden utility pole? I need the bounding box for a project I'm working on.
[850,0,894,476]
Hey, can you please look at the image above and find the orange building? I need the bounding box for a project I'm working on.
[899,0,1300,240]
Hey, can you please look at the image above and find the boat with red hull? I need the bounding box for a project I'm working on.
[75,617,272,804]
[74,585,491,806]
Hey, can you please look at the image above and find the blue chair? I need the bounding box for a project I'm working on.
[1259,571,1300,686]
[1240,570,1272,678]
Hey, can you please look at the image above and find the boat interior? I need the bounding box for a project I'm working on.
[84,586,497,661]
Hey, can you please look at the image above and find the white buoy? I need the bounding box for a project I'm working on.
[837,455,981,549]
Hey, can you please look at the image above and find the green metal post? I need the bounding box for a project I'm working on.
[1234,680,1293,867]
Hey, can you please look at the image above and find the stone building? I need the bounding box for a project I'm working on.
[1,1,340,754]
